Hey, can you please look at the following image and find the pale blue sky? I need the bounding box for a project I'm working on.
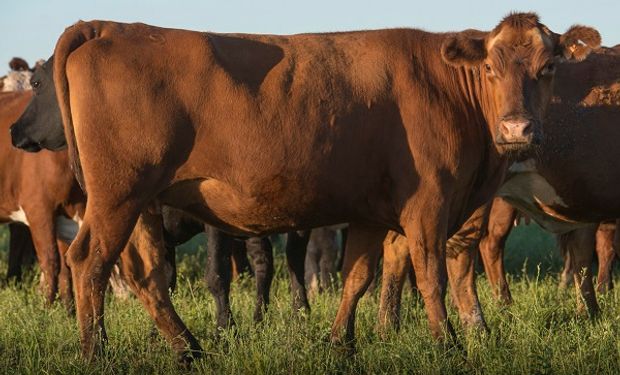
[1,0,619,70]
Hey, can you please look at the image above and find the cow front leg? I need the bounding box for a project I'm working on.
[330,224,385,349]
[204,225,235,331]
[285,231,311,311]
[23,207,60,306]
[377,232,410,337]
[120,210,202,366]
[405,210,456,343]
[245,237,274,322]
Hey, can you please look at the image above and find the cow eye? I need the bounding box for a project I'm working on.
[484,63,493,74]
[32,80,41,89]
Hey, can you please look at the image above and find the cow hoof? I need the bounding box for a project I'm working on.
[327,333,356,357]
[253,307,265,323]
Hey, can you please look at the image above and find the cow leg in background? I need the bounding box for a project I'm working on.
[57,239,74,314]
[330,224,385,347]
[559,226,599,317]
[6,223,35,283]
[231,239,252,279]
[204,225,235,331]
[305,237,321,297]
[319,228,339,291]
[285,231,311,311]
[245,237,274,322]
[119,210,202,365]
[336,227,348,272]
[445,204,489,333]
[559,243,574,289]
[478,197,516,305]
[164,241,177,292]
[377,232,411,336]
[595,222,615,293]
[22,206,60,305]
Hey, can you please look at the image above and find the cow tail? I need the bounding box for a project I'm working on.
[53,21,100,192]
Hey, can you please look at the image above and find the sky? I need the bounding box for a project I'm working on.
[1,0,619,70]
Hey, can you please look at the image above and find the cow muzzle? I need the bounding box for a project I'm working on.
[495,116,541,148]
[9,124,42,152]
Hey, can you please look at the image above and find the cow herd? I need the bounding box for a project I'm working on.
[2,11,619,367]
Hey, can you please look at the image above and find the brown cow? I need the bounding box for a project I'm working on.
[10,14,598,363]
[380,44,620,330]
[0,90,85,310]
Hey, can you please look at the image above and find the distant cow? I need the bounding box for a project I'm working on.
[0,90,85,310]
[1,57,34,92]
[11,14,598,363]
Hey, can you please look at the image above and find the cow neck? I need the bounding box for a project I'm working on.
[438,55,508,215]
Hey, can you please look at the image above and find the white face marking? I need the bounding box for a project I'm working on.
[55,215,79,243]
[499,159,589,234]
[9,207,29,226]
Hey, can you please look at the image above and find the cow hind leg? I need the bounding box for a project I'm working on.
[204,226,235,331]
[246,237,274,323]
[330,224,385,349]
[120,210,202,366]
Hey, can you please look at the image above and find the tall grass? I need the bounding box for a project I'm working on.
[1,223,619,374]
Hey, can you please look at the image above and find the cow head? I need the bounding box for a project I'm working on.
[441,12,600,155]
[10,56,66,152]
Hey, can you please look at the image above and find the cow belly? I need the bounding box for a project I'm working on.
[160,178,348,236]
[498,160,592,234]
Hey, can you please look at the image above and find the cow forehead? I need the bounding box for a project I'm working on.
[487,27,553,56]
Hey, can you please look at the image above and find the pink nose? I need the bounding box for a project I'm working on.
[499,119,532,142]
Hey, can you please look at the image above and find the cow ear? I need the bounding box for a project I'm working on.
[556,25,601,62]
[441,32,487,67]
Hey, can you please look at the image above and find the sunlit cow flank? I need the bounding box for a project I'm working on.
[11,13,599,364]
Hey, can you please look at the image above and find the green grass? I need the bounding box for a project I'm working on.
[1,223,619,374]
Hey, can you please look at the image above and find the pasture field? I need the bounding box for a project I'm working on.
[1,224,620,374]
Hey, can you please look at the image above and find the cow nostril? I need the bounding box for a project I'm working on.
[521,122,532,135]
